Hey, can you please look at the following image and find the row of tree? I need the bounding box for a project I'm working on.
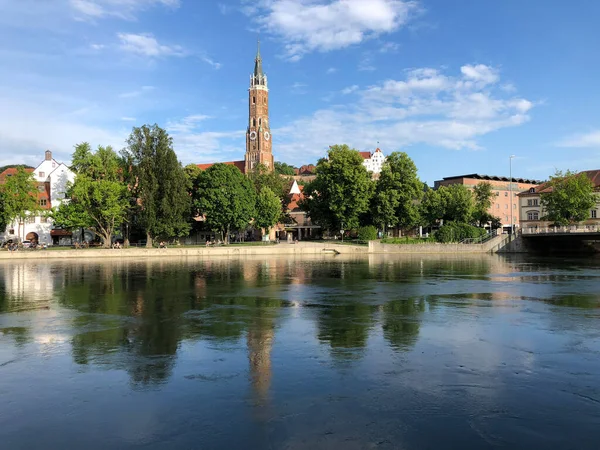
[50,125,287,247]
[300,145,499,236]
[300,145,598,236]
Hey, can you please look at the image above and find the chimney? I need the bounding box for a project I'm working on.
[45,150,52,161]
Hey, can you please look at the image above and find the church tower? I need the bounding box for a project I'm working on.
[245,40,274,173]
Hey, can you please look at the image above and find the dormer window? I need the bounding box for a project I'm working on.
[529,188,535,193]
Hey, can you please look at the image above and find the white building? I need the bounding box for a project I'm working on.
[1,150,75,246]
[360,148,386,175]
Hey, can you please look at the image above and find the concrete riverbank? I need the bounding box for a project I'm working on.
[0,234,516,260]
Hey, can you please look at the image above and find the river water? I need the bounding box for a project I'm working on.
[0,254,599,449]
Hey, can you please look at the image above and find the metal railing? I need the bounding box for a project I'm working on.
[460,229,498,244]
[522,225,600,235]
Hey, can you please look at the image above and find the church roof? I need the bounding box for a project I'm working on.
[197,160,246,174]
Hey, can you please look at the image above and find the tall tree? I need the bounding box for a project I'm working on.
[123,124,191,247]
[371,152,422,232]
[0,189,10,234]
[1,167,39,239]
[254,187,281,237]
[53,143,128,247]
[274,161,296,176]
[419,184,475,226]
[194,164,256,243]
[472,182,497,227]
[300,145,373,232]
[541,170,597,225]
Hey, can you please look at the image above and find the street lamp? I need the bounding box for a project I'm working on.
[509,155,516,235]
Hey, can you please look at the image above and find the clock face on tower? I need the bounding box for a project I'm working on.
[249,131,257,141]
[264,131,270,141]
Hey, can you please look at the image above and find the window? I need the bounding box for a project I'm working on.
[38,185,45,192]
[39,171,45,178]
[9,229,14,235]
[505,204,508,209]
[259,118,262,126]
[25,216,35,224]
[533,199,538,206]
[39,199,47,207]
[527,199,533,206]
[513,204,516,209]
[496,203,500,209]
[252,96,256,104]
[504,192,508,197]
[529,188,535,193]
[592,210,598,219]
[263,97,266,104]
[252,118,256,127]
[41,216,48,223]
[527,211,539,221]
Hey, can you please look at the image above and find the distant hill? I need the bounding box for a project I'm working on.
[0,164,34,173]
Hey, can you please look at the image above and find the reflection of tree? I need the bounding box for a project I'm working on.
[57,262,194,387]
[382,298,425,350]
[1,326,31,347]
[317,303,376,359]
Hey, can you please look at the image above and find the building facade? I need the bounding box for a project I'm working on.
[360,148,386,175]
[197,41,274,174]
[518,169,600,230]
[1,151,75,245]
[434,173,540,231]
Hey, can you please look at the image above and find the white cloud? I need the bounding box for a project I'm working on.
[166,114,212,134]
[557,130,600,148]
[342,85,359,94]
[121,117,136,122]
[251,0,418,60]
[326,67,337,74]
[117,32,186,57]
[200,55,222,69]
[90,43,105,50]
[272,64,534,161]
[70,0,180,21]
[460,64,499,85]
[379,41,400,53]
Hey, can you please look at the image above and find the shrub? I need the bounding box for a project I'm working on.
[357,225,378,241]
[434,222,486,243]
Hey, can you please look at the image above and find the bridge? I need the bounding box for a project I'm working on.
[519,225,600,253]
[521,225,600,238]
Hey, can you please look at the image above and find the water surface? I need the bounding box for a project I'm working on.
[1,254,599,449]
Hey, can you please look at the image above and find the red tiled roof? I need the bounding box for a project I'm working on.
[359,151,371,160]
[287,193,303,211]
[0,167,35,184]
[197,160,246,174]
[518,169,600,196]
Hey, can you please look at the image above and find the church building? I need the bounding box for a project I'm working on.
[197,41,274,174]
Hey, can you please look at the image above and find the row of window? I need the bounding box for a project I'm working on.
[251,96,267,104]
[496,203,517,209]
[24,216,49,224]
[527,199,539,206]
[525,210,597,220]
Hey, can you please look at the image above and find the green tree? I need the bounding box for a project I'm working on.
[254,187,281,237]
[300,145,373,232]
[371,152,422,232]
[541,170,597,225]
[0,189,10,233]
[274,161,296,176]
[1,167,39,239]
[441,184,474,223]
[194,164,256,243]
[54,143,128,247]
[472,182,496,226]
[123,124,191,247]
[357,225,378,241]
[419,188,445,227]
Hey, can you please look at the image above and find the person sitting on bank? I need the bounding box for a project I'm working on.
[159,241,167,249]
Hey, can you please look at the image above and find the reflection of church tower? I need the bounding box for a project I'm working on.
[245,40,274,173]
[247,322,274,403]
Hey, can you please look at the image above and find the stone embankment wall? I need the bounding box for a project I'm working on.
[0,242,367,261]
[369,234,510,254]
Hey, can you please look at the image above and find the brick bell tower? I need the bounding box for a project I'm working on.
[245,40,274,173]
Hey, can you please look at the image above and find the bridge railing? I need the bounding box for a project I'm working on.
[521,225,600,235]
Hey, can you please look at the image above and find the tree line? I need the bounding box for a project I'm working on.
[299,145,598,242]
[1,124,287,248]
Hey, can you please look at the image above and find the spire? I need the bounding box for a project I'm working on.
[254,38,263,78]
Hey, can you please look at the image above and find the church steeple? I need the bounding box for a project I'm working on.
[251,39,267,88]
[246,40,273,173]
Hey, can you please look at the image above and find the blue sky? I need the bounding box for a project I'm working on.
[1,0,599,185]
